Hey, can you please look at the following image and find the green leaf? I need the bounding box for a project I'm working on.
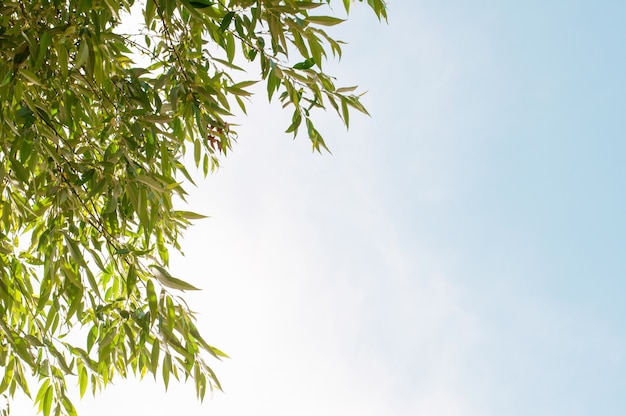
[175,210,208,220]
[147,279,158,317]
[143,115,174,123]
[341,97,350,127]
[87,326,98,353]
[162,353,172,388]
[293,58,315,70]
[219,11,235,32]
[150,265,200,291]
[57,43,68,78]
[16,106,34,119]
[209,345,229,358]
[231,80,258,89]
[145,0,156,27]
[19,69,43,86]
[62,232,86,268]
[10,157,29,182]
[150,338,160,374]
[78,366,87,398]
[285,110,302,136]
[267,67,281,101]
[13,43,30,66]
[346,95,370,115]
[35,31,53,70]
[336,85,358,93]
[35,379,50,408]
[294,1,324,9]
[42,385,52,416]
[194,138,201,166]
[75,40,89,67]
[305,16,345,26]
[225,33,235,62]
[188,0,213,8]
[126,264,137,296]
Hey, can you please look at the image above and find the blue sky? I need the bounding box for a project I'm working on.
[12,1,626,415]
[358,1,626,414]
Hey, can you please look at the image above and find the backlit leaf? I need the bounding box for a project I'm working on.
[150,265,200,291]
[305,16,345,26]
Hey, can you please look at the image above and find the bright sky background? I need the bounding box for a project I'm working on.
[13,0,626,415]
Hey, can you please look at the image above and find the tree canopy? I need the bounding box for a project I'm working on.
[0,0,386,415]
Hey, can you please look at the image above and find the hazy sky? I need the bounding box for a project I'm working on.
[13,1,626,415]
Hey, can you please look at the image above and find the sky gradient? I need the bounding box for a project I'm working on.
[11,1,626,415]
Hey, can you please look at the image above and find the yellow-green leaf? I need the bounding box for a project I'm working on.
[150,265,200,291]
[306,16,345,26]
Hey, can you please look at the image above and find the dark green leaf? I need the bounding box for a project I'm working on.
[219,11,235,32]
[293,58,315,70]
[13,43,30,66]
[189,0,213,8]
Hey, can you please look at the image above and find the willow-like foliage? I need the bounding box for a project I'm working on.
[0,0,386,414]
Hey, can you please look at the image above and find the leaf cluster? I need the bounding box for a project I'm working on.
[0,0,386,415]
